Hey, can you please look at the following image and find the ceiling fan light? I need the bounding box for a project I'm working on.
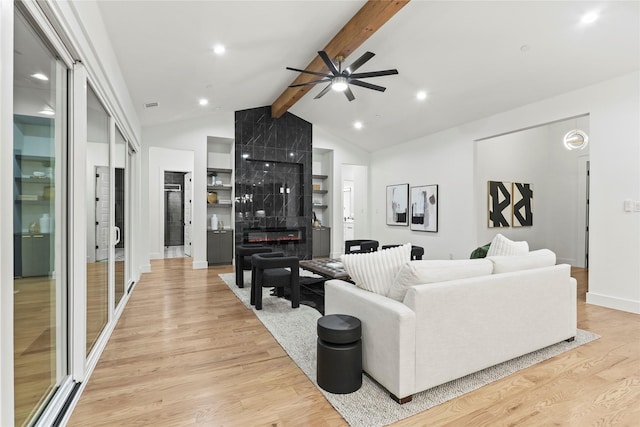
[331,77,348,92]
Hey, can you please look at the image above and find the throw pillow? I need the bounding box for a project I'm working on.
[485,233,529,257]
[388,259,494,301]
[470,242,491,259]
[341,243,411,297]
[488,249,556,274]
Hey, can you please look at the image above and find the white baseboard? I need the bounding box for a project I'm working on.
[140,263,151,273]
[192,260,209,269]
[586,292,640,314]
[149,252,163,260]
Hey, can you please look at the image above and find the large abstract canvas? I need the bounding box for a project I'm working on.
[387,184,409,226]
[488,181,511,228]
[410,185,438,232]
[512,182,533,226]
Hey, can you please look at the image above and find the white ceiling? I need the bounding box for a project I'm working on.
[96,1,640,152]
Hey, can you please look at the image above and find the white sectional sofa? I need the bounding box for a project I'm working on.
[324,249,577,403]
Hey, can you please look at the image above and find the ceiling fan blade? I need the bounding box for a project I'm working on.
[288,79,331,88]
[349,79,387,92]
[349,69,399,79]
[346,51,375,73]
[344,86,355,102]
[286,67,331,78]
[314,83,333,99]
[318,51,340,76]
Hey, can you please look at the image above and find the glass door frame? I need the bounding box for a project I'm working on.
[10,2,76,426]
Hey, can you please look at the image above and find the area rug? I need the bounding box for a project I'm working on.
[219,272,599,427]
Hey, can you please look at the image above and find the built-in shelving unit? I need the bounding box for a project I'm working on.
[14,154,54,277]
[207,138,235,265]
[312,174,329,209]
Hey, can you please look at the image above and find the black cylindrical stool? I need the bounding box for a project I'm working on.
[317,314,362,394]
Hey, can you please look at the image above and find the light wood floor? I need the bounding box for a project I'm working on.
[68,259,640,426]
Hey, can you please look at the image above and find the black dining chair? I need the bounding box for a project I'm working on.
[381,244,424,260]
[250,252,300,310]
[235,244,273,288]
[344,239,379,254]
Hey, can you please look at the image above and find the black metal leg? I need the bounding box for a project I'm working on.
[250,266,256,305]
[255,269,263,310]
[235,260,243,288]
[291,280,300,308]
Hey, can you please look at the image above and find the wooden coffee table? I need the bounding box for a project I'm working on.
[299,258,351,281]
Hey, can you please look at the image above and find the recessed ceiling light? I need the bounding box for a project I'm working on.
[580,11,599,24]
[416,91,427,101]
[354,121,363,129]
[31,73,49,81]
[242,153,249,159]
[213,44,226,55]
[39,108,55,116]
[199,98,208,106]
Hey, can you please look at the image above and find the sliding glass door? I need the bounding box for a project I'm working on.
[13,7,69,426]
[86,85,110,356]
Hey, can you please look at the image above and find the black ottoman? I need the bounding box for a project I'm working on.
[317,314,362,394]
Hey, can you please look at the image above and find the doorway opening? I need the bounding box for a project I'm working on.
[164,171,187,258]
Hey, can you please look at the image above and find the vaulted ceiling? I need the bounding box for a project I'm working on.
[96,1,640,152]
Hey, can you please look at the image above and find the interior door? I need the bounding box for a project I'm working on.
[184,172,192,257]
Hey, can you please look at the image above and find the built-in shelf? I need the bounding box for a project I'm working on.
[208,202,233,207]
[15,177,53,184]
[312,189,328,194]
[208,167,232,174]
[15,200,51,205]
[207,185,233,190]
[313,205,328,209]
[15,154,54,165]
[312,174,328,180]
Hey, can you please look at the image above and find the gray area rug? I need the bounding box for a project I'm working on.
[219,272,599,427]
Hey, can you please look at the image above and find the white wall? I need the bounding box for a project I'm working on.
[475,115,590,266]
[147,147,195,261]
[142,113,234,270]
[371,71,640,313]
[371,126,476,259]
[150,150,192,255]
[313,126,372,256]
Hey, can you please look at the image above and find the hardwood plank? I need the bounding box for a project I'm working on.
[68,261,640,426]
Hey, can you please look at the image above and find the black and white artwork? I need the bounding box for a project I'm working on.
[488,181,511,228]
[512,182,533,226]
[386,184,409,226]
[410,185,438,232]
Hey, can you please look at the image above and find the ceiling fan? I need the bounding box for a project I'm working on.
[286,51,399,101]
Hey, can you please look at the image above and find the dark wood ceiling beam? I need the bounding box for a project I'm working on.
[271,0,410,118]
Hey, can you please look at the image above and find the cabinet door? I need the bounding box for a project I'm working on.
[208,230,233,265]
[313,228,330,258]
[21,234,51,277]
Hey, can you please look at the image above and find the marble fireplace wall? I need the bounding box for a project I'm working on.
[234,106,312,259]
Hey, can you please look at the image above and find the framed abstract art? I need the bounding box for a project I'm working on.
[410,184,438,232]
[386,184,409,226]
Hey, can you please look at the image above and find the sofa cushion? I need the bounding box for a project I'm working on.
[486,233,529,257]
[388,259,494,301]
[341,243,411,297]
[488,249,556,274]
